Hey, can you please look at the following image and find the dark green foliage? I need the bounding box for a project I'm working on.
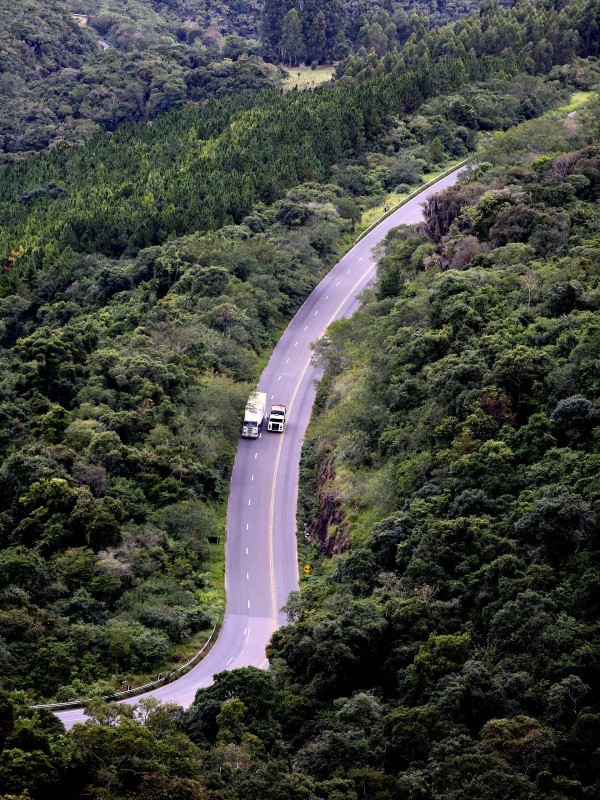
[289,113,600,798]
[514,485,595,561]
[19,183,70,205]
[262,0,507,65]
[0,177,356,700]
[336,0,599,82]
[0,0,278,160]
[2,13,527,700]
[0,58,485,279]
[0,1,598,796]
[185,667,282,744]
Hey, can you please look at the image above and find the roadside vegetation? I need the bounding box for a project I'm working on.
[0,0,596,709]
[0,0,598,795]
[1,65,599,800]
[296,96,600,799]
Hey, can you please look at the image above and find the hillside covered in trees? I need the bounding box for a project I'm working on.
[294,101,600,798]
[1,40,538,703]
[336,0,600,80]
[0,0,542,158]
[260,0,511,65]
[0,0,599,795]
[0,72,599,800]
[0,0,279,160]
[0,0,596,706]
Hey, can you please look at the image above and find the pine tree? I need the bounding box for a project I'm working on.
[307,10,327,64]
[262,0,297,56]
[261,0,284,52]
[428,135,445,163]
[322,0,348,54]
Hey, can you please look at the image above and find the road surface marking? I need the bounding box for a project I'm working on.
[266,340,322,633]
[246,548,248,555]
[254,452,258,459]
[247,572,249,580]
[251,474,254,481]
[278,375,281,381]
[51,169,465,723]
[246,523,249,530]
[314,310,318,316]
[325,294,329,299]
[295,341,299,346]
[271,394,274,399]
[247,600,250,608]
[248,499,251,506]
[359,257,364,261]
[244,628,247,635]
[226,657,233,666]
[286,358,289,363]
[304,325,308,330]
[346,268,351,273]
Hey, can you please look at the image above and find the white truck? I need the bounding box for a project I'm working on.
[241,391,267,438]
[267,403,287,432]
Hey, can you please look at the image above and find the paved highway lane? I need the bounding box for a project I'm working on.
[56,166,465,729]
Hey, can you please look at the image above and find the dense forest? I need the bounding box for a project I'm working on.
[0,53,542,702]
[0,73,599,800]
[0,52,545,281]
[0,0,526,159]
[3,0,597,270]
[293,101,600,799]
[0,177,367,701]
[0,0,596,707]
[260,0,512,65]
[0,0,281,160]
[336,0,600,80]
[0,0,599,795]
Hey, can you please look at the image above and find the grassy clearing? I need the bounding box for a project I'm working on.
[553,90,593,114]
[281,64,335,91]
[200,504,228,617]
[360,190,409,229]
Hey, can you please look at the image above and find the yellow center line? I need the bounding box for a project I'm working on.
[264,262,376,655]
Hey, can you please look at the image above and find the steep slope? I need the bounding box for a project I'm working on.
[289,102,600,799]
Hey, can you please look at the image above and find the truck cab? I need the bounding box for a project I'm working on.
[267,403,286,432]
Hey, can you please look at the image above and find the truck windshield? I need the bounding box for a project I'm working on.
[244,420,257,428]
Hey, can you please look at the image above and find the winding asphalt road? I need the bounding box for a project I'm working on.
[56,166,465,729]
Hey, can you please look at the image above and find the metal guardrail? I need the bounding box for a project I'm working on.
[30,623,219,711]
[28,158,476,715]
[353,154,477,245]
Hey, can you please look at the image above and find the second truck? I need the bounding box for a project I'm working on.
[267,403,287,432]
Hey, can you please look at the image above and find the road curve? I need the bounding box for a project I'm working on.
[56,166,465,729]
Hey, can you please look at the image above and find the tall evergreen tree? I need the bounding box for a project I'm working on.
[307,10,328,63]
[280,8,306,65]
[321,0,349,54]
[261,0,296,55]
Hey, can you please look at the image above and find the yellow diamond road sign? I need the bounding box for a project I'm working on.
[304,564,312,575]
